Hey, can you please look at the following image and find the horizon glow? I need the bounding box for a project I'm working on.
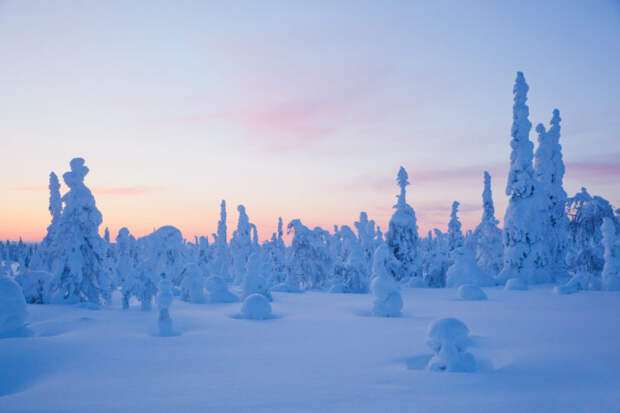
[1,1,619,243]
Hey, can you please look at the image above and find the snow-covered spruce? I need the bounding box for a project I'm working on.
[0,275,29,338]
[283,219,332,290]
[180,263,205,303]
[504,278,528,291]
[473,171,503,276]
[15,270,53,304]
[601,217,620,291]
[498,72,550,285]
[242,252,272,301]
[371,244,403,317]
[446,247,495,288]
[210,200,232,281]
[240,293,273,320]
[448,201,464,252]
[138,226,187,287]
[205,275,238,303]
[114,227,136,287]
[230,205,253,285]
[354,212,379,272]
[157,277,174,336]
[262,217,286,286]
[534,109,569,279]
[49,158,112,305]
[422,229,450,288]
[426,318,476,372]
[458,284,487,301]
[338,225,370,293]
[37,172,63,271]
[387,167,421,282]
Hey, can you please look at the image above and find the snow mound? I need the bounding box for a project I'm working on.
[426,318,476,372]
[458,284,487,301]
[446,247,495,288]
[0,276,29,338]
[180,263,205,303]
[505,278,528,291]
[240,293,273,320]
[205,275,238,303]
[15,270,53,304]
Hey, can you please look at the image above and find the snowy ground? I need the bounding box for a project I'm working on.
[1,286,619,413]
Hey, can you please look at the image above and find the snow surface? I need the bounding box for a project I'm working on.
[2,286,619,412]
[458,284,488,301]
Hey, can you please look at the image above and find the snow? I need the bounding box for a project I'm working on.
[240,293,273,320]
[204,275,238,303]
[458,284,488,301]
[0,276,29,337]
[505,278,528,291]
[426,317,476,372]
[2,286,620,411]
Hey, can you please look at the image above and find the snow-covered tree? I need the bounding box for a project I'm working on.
[601,217,620,291]
[423,229,450,288]
[338,226,370,293]
[566,188,615,279]
[230,205,252,285]
[386,166,421,281]
[284,219,332,290]
[157,276,174,336]
[354,212,377,271]
[114,227,136,286]
[534,109,569,279]
[242,252,272,300]
[498,72,550,285]
[473,171,503,275]
[426,318,476,373]
[50,158,112,304]
[0,275,29,337]
[448,201,464,252]
[180,263,205,303]
[263,217,286,285]
[210,200,231,280]
[41,172,62,253]
[371,244,403,317]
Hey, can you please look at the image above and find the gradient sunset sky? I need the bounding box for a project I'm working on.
[1,0,619,242]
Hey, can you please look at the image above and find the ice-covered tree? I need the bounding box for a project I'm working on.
[386,166,420,281]
[50,158,112,304]
[534,109,569,279]
[566,188,615,279]
[601,217,620,291]
[498,72,550,285]
[157,276,174,336]
[283,219,332,290]
[211,200,231,280]
[354,212,377,271]
[242,252,272,300]
[448,201,464,252]
[114,227,136,286]
[473,171,503,275]
[180,263,206,303]
[339,226,370,293]
[41,172,62,251]
[230,205,252,285]
[263,217,286,285]
[371,244,403,317]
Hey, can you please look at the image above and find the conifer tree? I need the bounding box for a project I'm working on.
[386,166,421,281]
[473,171,503,275]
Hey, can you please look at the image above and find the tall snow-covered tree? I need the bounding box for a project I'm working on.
[448,201,464,252]
[285,219,332,289]
[50,158,112,304]
[211,200,231,280]
[354,212,377,271]
[498,72,550,285]
[473,171,503,275]
[534,109,569,279]
[386,166,420,281]
[230,205,252,285]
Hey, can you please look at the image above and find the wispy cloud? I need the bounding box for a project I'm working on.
[11,185,164,196]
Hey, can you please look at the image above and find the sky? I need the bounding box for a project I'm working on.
[1,0,619,243]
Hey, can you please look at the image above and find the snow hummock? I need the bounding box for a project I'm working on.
[446,247,495,288]
[0,276,29,338]
[458,284,488,301]
[426,318,476,373]
[240,293,273,320]
[505,278,528,291]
